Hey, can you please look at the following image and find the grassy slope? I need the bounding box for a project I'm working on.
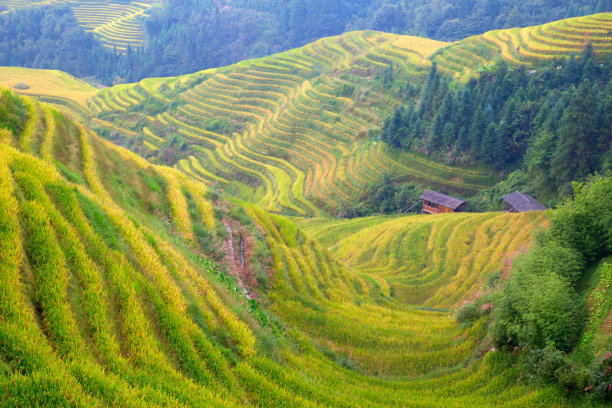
[0,66,97,113]
[0,89,579,406]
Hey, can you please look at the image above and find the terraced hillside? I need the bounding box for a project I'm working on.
[85,31,495,216]
[0,0,155,52]
[1,89,577,406]
[298,212,548,308]
[70,0,154,52]
[77,13,612,216]
[434,12,612,80]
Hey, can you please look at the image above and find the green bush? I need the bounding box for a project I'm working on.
[491,174,612,393]
[456,303,481,326]
[590,354,612,402]
[491,269,582,352]
[492,175,612,350]
[518,238,584,285]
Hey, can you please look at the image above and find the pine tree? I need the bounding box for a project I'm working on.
[456,127,470,151]
[418,62,439,118]
[525,129,557,194]
[480,122,497,162]
[442,122,456,147]
[383,61,394,87]
[551,80,599,188]
[469,105,485,153]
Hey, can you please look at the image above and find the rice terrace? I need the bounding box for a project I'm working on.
[0,1,611,407]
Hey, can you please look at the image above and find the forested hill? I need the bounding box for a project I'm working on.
[0,0,610,84]
[382,47,612,208]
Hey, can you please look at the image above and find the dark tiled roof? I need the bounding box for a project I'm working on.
[419,190,465,209]
[502,191,547,212]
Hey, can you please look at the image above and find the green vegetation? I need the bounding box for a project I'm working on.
[0,87,592,407]
[384,37,612,208]
[1,10,612,407]
[491,175,612,401]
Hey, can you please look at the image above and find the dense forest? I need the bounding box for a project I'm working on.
[358,0,611,40]
[382,46,612,206]
[0,0,610,84]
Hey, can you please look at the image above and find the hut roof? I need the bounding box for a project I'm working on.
[502,191,547,212]
[419,190,465,209]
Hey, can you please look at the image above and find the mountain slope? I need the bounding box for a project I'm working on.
[0,89,577,406]
[434,12,612,80]
[49,13,606,217]
[81,30,495,216]
[0,0,155,52]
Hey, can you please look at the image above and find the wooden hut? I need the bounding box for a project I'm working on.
[419,190,466,214]
[502,191,547,213]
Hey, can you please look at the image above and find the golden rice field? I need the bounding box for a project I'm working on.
[298,212,548,308]
[434,12,612,80]
[0,90,575,406]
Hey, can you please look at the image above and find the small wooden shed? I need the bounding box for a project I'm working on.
[502,191,547,213]
[419,190,466,214]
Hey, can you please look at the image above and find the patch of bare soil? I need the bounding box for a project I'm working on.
[501,246,529,281]
[221,218,262,299]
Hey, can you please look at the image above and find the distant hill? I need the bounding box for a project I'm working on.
[0,0,609,82]
[0,0,156,53]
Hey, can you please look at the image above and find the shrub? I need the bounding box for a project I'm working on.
[525,345,569,383]
[456,302,481,326]
[492,175,612,353]
[590,353,612,402]
[519,238,584,285]
[492,269,582,352]
[12,82,30,90]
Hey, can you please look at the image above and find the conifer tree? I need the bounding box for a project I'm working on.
[551,80,598,188]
